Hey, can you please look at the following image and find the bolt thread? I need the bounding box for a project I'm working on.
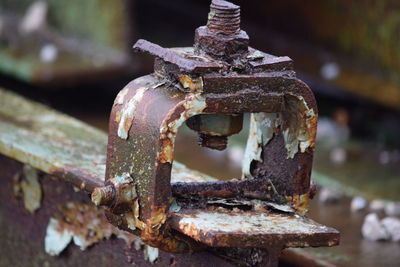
[198,133,228,151]
[91,185,114,206]
[207,0,240,34]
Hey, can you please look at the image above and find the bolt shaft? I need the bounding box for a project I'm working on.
[207,0,240,34]
[92,185,114,206]
[198,133,228,150]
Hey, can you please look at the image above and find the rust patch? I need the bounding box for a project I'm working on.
[158,93,207,163]
[285,193,310,216]
[179,75,203,92]
[44,202,143,256]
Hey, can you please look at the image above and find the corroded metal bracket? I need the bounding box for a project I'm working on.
[96,0,337,259]
[0,0,339,265]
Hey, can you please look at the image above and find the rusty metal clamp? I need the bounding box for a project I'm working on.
[92,0,323,254]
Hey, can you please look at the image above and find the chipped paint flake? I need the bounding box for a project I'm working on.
[242,112,280,178]
[115,86,129,105]
[158,93,206,163]
[45,218,72,256]
[282,95,317,159]
[118,86,149,139]
[44,202,142,256]
[169,198,181,212]
[144,245,159,263]
[242,95,317,177]
[20,165,41,213]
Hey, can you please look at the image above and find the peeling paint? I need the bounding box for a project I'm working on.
[169,198,181,212]
[158,93,207,163]
[14,165,42,213]
[242,112,281,178]
[174,209,337,248]
[282,94,317,159]
[115,86,129,105]
[242,95,317,178]
[118,86,149,139]
[45,218,73,256]
[44,202,142,256]
[144,245,159,264]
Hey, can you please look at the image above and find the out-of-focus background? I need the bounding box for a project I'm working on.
[0,0,399,266]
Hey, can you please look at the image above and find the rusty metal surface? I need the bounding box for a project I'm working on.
[171,209,339,248]
[0,87,218,191]
[0,0,339,264]
[0,155,337,266]
[100,0,336,257]
[0,78,338,261]
[0,155,235,267]
[133,40,223,73]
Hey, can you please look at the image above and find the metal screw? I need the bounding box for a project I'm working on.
[91,185,114,206]
[198,133,228,151]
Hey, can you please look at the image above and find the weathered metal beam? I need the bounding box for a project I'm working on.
[0,87,339,263]
[0,155,235,266]
[171,209,338,248]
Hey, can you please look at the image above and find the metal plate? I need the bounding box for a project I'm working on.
[171,209,339,248]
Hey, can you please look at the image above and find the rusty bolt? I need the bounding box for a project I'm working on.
[91,185,115,206]
[186,113,243,150]
[198,133,228,151]
[207,0,241,34]
[195,0,249,59]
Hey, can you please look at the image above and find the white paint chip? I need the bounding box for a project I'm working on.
[118,87,149,139]
[45,218,73,256]
[144,245,159,264]
[21,165,41,213]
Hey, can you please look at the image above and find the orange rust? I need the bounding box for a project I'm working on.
[157,137,174,163]
[307,114,318,149]
[285,193,310,216]
[114,110,122,124]
[55,202,139,249]
[178,75,203,91]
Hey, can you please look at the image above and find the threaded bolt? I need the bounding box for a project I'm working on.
[207,0,241,35]
[91,185,114,206]
[198,133,228,150]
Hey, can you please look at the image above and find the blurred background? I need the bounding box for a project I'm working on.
[0,0,399,266]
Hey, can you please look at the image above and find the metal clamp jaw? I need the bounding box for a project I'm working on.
[92,0,336,256]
